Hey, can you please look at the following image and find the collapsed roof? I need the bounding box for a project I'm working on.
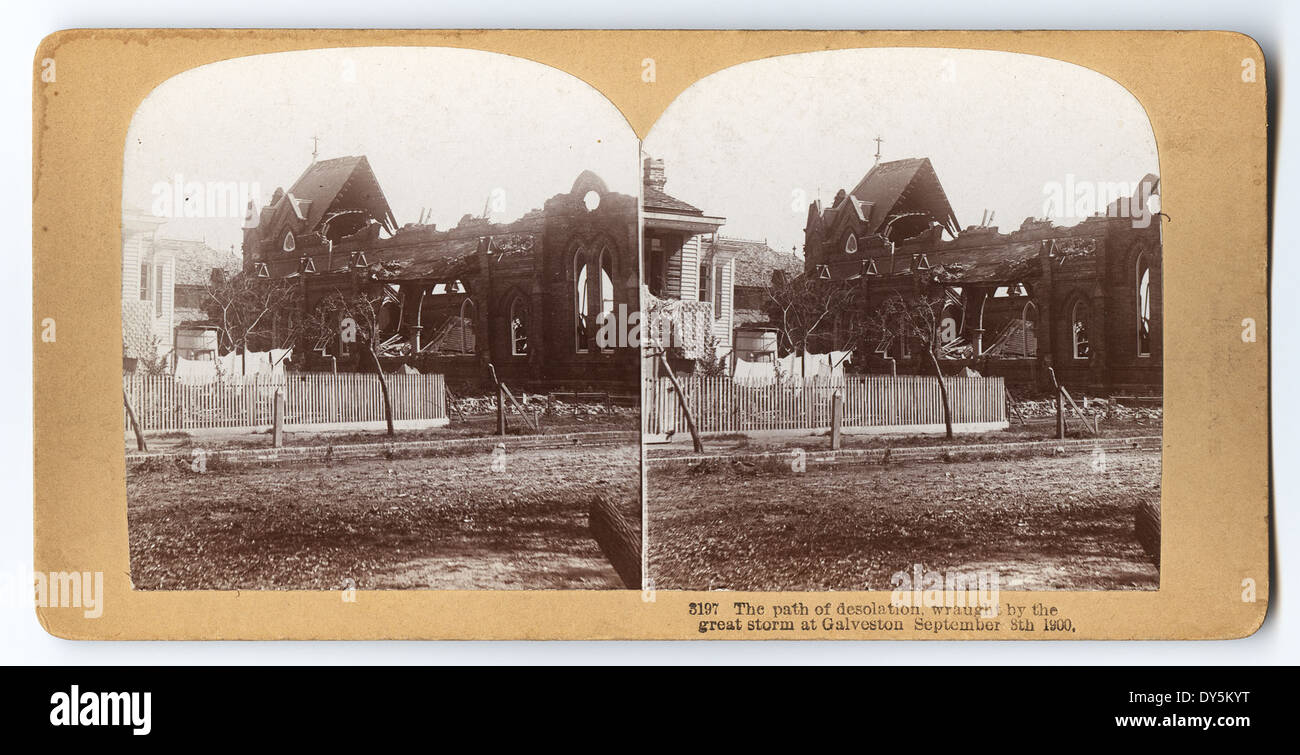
[924,240,1042,284]
[816,158,961,242]
[255,155,398,240]
[366,231,537,282]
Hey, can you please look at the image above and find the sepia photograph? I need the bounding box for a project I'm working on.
[641,48,1163,593]
[119,47,644,590]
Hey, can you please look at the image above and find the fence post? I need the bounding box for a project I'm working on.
[830,391,843,450]
[497,383,506,436]
[1048,367,1065,440]
[246,373,256,428]
[272,388,284,448]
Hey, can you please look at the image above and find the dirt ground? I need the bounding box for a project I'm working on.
[128,444,640,590]
[647,448,1160,591]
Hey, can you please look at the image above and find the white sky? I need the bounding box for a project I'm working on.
[123,47,639,253]
[644,48,1160,256]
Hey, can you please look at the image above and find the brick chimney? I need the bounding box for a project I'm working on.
[643,157,666,191]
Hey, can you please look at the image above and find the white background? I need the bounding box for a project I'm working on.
[2,0,1293,665]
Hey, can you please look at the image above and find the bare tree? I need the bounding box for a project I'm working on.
[867,291,955,439]
[764,272,868,377]
[306,287,396,436]
[204,273,303,355]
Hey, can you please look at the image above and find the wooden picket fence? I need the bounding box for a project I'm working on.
[124,372,448,433]
[644,374,1006,435]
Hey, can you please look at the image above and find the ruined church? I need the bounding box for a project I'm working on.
[241,156,640,389]
[803,157,1162,392]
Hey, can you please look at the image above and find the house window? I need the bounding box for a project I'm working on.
[646,237,665,297]
[510,296,529,356]
[155,262,165,317]
[844,233,857,254]
[698,262,711,304]
[1137,255,1152,356]
[1072,300,1090,360]
[139,259,151,302]
[282,231,296,252]
[575,249,589,353]
[713,264,725,321]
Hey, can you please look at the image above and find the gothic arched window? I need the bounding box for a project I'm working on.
[1137,254,1152,356]
[510,296,529,356]
[1072,299,1091,360]
[574,248,589,353]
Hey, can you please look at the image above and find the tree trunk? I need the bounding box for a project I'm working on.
[369,346,395,436]
[927,349,954,439]
[588,495,642,589]
[123,389,147,452]
[658,352,702,452]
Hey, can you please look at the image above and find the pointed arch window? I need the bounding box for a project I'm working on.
[1137,254,1152,356]
[1072,299,1091,360]
[1019,300,1039,358]
[599,246,615,324]
[457,298,477,355]
[574,248,590,353]
[510,296,529,356]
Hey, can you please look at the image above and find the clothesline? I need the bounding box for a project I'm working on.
[732,350,853,384]
[173,349,293,382]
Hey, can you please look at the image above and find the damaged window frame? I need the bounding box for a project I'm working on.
[1071,298,1090,360]
[574,246,590,354]
[1136,252,1152,357]
[510,295,529,357]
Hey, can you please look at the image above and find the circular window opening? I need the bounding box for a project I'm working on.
[1145,192,1161,217]
[582,190,601,212]
[844,234,858,254]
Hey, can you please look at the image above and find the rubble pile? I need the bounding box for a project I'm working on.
[1011,396,1162,422]
[449,393,633,418]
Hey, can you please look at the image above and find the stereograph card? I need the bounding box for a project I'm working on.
[31,30,1269,639]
